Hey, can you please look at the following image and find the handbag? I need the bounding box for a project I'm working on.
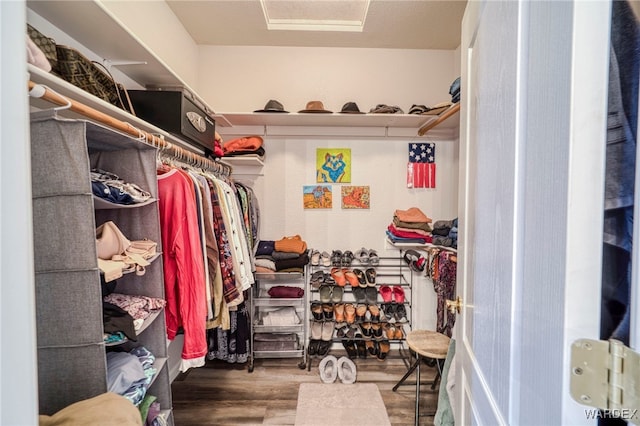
[26,24,58,71]
[54,44,135,115]
[96,221,131,260]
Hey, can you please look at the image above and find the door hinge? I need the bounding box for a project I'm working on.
[570,339,640,423]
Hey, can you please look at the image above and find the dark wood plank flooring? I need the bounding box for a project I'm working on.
[171,349,439,426]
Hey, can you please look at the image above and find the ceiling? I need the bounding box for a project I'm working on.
[165,0,468,50]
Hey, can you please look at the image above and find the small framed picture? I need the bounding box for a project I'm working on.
[341,186,370,209]
[303,185,332,209]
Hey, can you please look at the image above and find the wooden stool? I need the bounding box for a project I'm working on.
[392,330,451,425]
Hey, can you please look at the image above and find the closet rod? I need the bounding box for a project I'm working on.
[27,80,232,177]
[417,102,460,136]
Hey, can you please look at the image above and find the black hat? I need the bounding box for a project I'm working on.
[408,104,429,115]
[339,102,365,114]
[254,99,289,113]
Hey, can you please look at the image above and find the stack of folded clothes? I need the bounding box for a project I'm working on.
[222,135,265,160]
[431,218,458,248]
[386,207,433,244]
[254,235,309,273]
[260,307,301,326]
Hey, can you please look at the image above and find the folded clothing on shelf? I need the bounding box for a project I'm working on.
[268,285,304,298]
[261,307,300,326]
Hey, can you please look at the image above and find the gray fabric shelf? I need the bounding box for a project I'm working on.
[30,115,173,423]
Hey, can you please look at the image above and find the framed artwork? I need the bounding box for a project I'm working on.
[303,185,333,209]
[341,186,370,209]
[316,148,351,183]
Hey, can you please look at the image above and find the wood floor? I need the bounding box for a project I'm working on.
[171,349,439,426]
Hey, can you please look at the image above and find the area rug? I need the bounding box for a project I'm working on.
[294,382,391,426]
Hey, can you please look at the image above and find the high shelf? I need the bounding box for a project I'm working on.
[30,115,173,424]
[249,271,308,372]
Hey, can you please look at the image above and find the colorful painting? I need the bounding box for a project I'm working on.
[303,185,333,209]
[341,186,370,209]
[316,148,351,183]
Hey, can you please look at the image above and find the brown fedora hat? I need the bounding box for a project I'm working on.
[298,100,333,113]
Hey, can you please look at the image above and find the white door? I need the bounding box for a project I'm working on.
[455,1,613,424]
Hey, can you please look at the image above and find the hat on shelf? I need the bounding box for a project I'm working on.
[298,100,333,113]
[339,102,365,114]
[369,104,404,114]
[254,99,289,113]
[408,104,429,115]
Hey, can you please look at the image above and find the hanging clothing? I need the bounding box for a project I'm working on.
[601,0,639,346]
[433,251,457,337]
[207,299,251,363]
[157,168,208,371]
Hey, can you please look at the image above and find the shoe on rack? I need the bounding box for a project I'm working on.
[341,250,354,267]
[344,303,356,324]
[376,340,390,361]
[368,249,380,266]
[322,303,334,320]
[343,269,359,288]
[365,287,378,305]
[331,267,347,287]
[321,320,335,341]
[331,286,344,303]
[392,285,405,303]
[355,304,368,322]
[356,340,367,359]
[368,304,381,322]
[319,285,333,303]
[334,303,345,322]
[365,340,377,356]
[311,320,324,340]
[355,247,369,265]
[310,270,325,289]
[337,356,357,384]
[330,250,343,267]
[365,268,376,287]
[311,303,324,321]
[394,324,404,340]
[319,355,339,383]
[352,269,367,288]
[379,285,393,303]
[352,287,366,304]
[308,339,319,356]
[395,304,407,322]
[321,251,332,267]
[310,249,321,266]
[342,340,358,359]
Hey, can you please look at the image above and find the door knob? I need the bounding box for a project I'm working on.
[446,296,463,314]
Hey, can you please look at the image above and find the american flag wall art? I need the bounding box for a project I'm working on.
[407,142,436,188]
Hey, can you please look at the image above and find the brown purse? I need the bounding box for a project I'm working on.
[54,44,135,115]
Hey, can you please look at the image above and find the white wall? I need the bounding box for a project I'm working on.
[195,45,460,329]
[198,45,457,113]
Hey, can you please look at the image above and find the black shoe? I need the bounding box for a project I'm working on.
[342,339,358,358]
[356,340,367,359]
[308,339,318,356]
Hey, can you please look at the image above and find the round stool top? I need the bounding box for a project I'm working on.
[406,330,451,359]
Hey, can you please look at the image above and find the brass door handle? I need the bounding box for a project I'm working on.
[446,296,463,314]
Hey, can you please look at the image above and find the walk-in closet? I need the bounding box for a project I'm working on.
[2,0,638,425]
